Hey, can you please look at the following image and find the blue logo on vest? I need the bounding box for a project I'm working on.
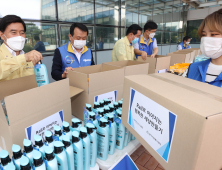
[65,56,74,64]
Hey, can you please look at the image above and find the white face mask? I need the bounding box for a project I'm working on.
[73,39,86,49]
[186,42,190,45]
[149,33,155,38]
[200,37,222,59]
[4,34,26,51]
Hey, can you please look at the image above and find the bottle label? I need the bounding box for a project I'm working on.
[115,118,121,124]
[73,148,78,170]
[97,131,105,158]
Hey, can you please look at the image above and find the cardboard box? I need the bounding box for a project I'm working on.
[173,51,195,63]
[68,64,125,120]
[0,75,83,154]
[122,73,222,170]
[137,55,171,74]
[102,60,149,75]
[167,52,190,66]
[177,48,201,57]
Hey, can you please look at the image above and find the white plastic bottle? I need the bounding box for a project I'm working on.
[62,135,74,170]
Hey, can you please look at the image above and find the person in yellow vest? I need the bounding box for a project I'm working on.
[0,15,43,82]
[112,24,142,61]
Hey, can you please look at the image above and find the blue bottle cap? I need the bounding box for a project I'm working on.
[45,131,52,137]
[109,104,114,108]
[88,111,95,116]
[104,106,109,110]
[100,117,108,123]
[12,144,21,153]
[20,155,29,166]
[34,135,42,142]
[23,139,32,147]
[62,135,70,142]
[0,150,9,159]
[113,102,118,106]
[63,121,69,127]
[86,123,95,128]
[79,127,87,133]
[5,163,15,170]
[86,104,92,108]
[54,141,64,148]
[118,100,123,104]
[54,125,61,131]
[99,100,104,104]
[94,102,99,105]
[44,146,53,155]
[33,150,42,160]
[72,131,80,138]
[72,118,81,123]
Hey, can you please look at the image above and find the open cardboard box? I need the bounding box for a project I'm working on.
[137,55,171,74]
[68,64,125,120]
[102,60,149,75]
[122,73,222,170]
[167,52,190,66]
[174,51,196,63]
[0,75,83,154]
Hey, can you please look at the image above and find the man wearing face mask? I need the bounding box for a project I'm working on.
[112,24,142,61]
[51,23,95,81]
[134,20,158,60]
[177,36,191,50]
[0,15,43,82]
[182,9,222,87]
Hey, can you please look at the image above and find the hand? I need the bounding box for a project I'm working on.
[141,51,147,61]
[24,50,43,65]
[62,67,74,79]
[150,54,156,58]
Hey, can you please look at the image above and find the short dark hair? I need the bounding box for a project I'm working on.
[0,15,26,33]
[34,35,40,41]
[144,20,158,31]
[183,36,191,42]
[70,23,88,36]
[126,24,142,36]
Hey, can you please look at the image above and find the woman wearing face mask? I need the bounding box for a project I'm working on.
[51,23,95,81]
[177,36,191,50]
[184,9,222,87]
[0,15,43,82]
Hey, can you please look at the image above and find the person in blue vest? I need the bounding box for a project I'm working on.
[182,9,222,87]
[33,35,46,52]
[133,20,158,60]
[51,23,95,81]
[177,36,191,50]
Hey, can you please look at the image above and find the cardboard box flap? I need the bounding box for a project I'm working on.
[72,65,101,75]
[124,63,149,76]
[5,79,70,125]
[125,75,222,118]
[156,56,171,71]
[0,75,37,100]
[0,106,8,125]
[89,68,124,93]
[102,64,121,72]
[137,56,156,69]
[70,86,84,98]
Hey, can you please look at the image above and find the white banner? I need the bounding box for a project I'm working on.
[128,88,177,162]
[25,110,64,144]
[94,90,117,104]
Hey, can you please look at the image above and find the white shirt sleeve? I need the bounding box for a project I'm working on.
[177,45,182,50]
[153,38,158,49]
[133,42,139,49]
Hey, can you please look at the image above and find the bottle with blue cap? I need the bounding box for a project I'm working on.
[70,118,81,132]
[104,106,110,118]
[118,100,123,109]
[108,104,115,114]
[123,128,129,147]
[93,102,100,111]
[107,114,117,155]
[86,123,97,167]
[12,144,23,170]
[33,150,46,170]
[62,121,72,140]
[53,126,63,141]
[113,102,119,111]
[0,150,12,169]
[53,141,68,170]
[44,146,58,170]
[5,162,16,170]
[62,135,74,170]
[103,99,111,106]
[34,61,49,87]
[88,112,98,128]
[72,131,83,170]
[84,104,92,126]
[97,117,109,161]
[116,110,125,150]
[97,108,105,118]
[23,139,34,165]
[20,155,33,170]
[128,131,132,143]
[44,131,54,148]
[34,135,45,158]
[99,100,104,108]
[79,127,90,170]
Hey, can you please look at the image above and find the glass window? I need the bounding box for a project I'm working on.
[162,32,170,44]
[139,14,151,28]
[187,20,203,44]
[155,31,162,45]
[121,28,126,39]
[60,25,95,50]
[163,8,172,31]
[24,22,58,53]
[153,13,163,31]
[96,26,118,50]
[95,0,119,26]
[57,0,94,23]
[126,0,139,27]
[0,0,56,20]
[171,32,178,44]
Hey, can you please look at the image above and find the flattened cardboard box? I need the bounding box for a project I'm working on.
[137,55,171,74]
[102,60,149,75]
[0,76,83,154]
[68,64,125,120]
[122,73,222,170]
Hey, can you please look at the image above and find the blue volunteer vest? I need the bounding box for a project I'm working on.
[58,42,92,73]
[187,59,222,87]
[179,42,191,50]
[135,35,154,58]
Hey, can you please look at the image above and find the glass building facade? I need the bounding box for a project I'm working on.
[0,0,186,60]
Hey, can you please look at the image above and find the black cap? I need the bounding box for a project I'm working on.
[118,103,122,108]
[87,126,94,135]
[94,103,100,109]
[33,157,43,167]
[80,131,87,139]
[86,106,92,111]
[13,150,22,160]
[62,140,71,148]
[45,136,53,143]
[35,140,43,148]
[45,152,55,162]
[89,114,96,121]
[72,136,80,143]
[99,121,108,128]
[21,163,32,170]
[104,107,110,114]
[24,145,33,154]
[55,130,62,136]
[1,155,11,166]
[63,126,70,133]
[110,107,114,112]
[54,146,63,154]
[108,116,114,123]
